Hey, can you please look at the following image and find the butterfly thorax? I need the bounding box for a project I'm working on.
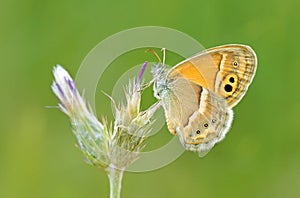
[151,63,171,99]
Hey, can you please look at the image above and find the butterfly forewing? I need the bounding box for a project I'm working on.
[169,44,257,108]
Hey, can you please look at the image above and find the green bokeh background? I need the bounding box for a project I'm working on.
[1,0,300,197]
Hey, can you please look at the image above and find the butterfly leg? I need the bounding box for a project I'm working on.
[138,79,155,92]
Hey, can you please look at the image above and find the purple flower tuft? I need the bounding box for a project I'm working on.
[56,83,65,98]
[67,79,75,92]
[136,61,148,88]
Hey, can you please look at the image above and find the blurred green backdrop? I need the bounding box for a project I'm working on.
[1,0,300,197]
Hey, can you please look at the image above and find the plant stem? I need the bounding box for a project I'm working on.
[106,166,124,198]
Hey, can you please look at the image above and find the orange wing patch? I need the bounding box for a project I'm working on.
[169,62,208,88]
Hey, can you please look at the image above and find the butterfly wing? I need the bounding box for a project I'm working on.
[168,44,257,108]
[152,44,256,156]
[158,74,201,135]
[157,70,233,157]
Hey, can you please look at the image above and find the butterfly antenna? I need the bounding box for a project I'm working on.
[161,48,166,66]
[146,49,162,63]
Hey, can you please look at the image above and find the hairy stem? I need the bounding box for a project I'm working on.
[106,166,124,198]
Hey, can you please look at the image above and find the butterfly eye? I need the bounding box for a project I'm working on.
[203,123,209,128]
[196,130,201,134]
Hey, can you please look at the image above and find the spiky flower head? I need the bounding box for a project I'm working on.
[51,63,160,171]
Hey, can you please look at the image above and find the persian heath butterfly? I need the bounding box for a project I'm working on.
[151,44,257,157]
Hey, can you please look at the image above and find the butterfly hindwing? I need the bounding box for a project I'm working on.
[159,70,233,156]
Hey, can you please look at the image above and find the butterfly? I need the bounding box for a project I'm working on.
[151,44,257,157]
